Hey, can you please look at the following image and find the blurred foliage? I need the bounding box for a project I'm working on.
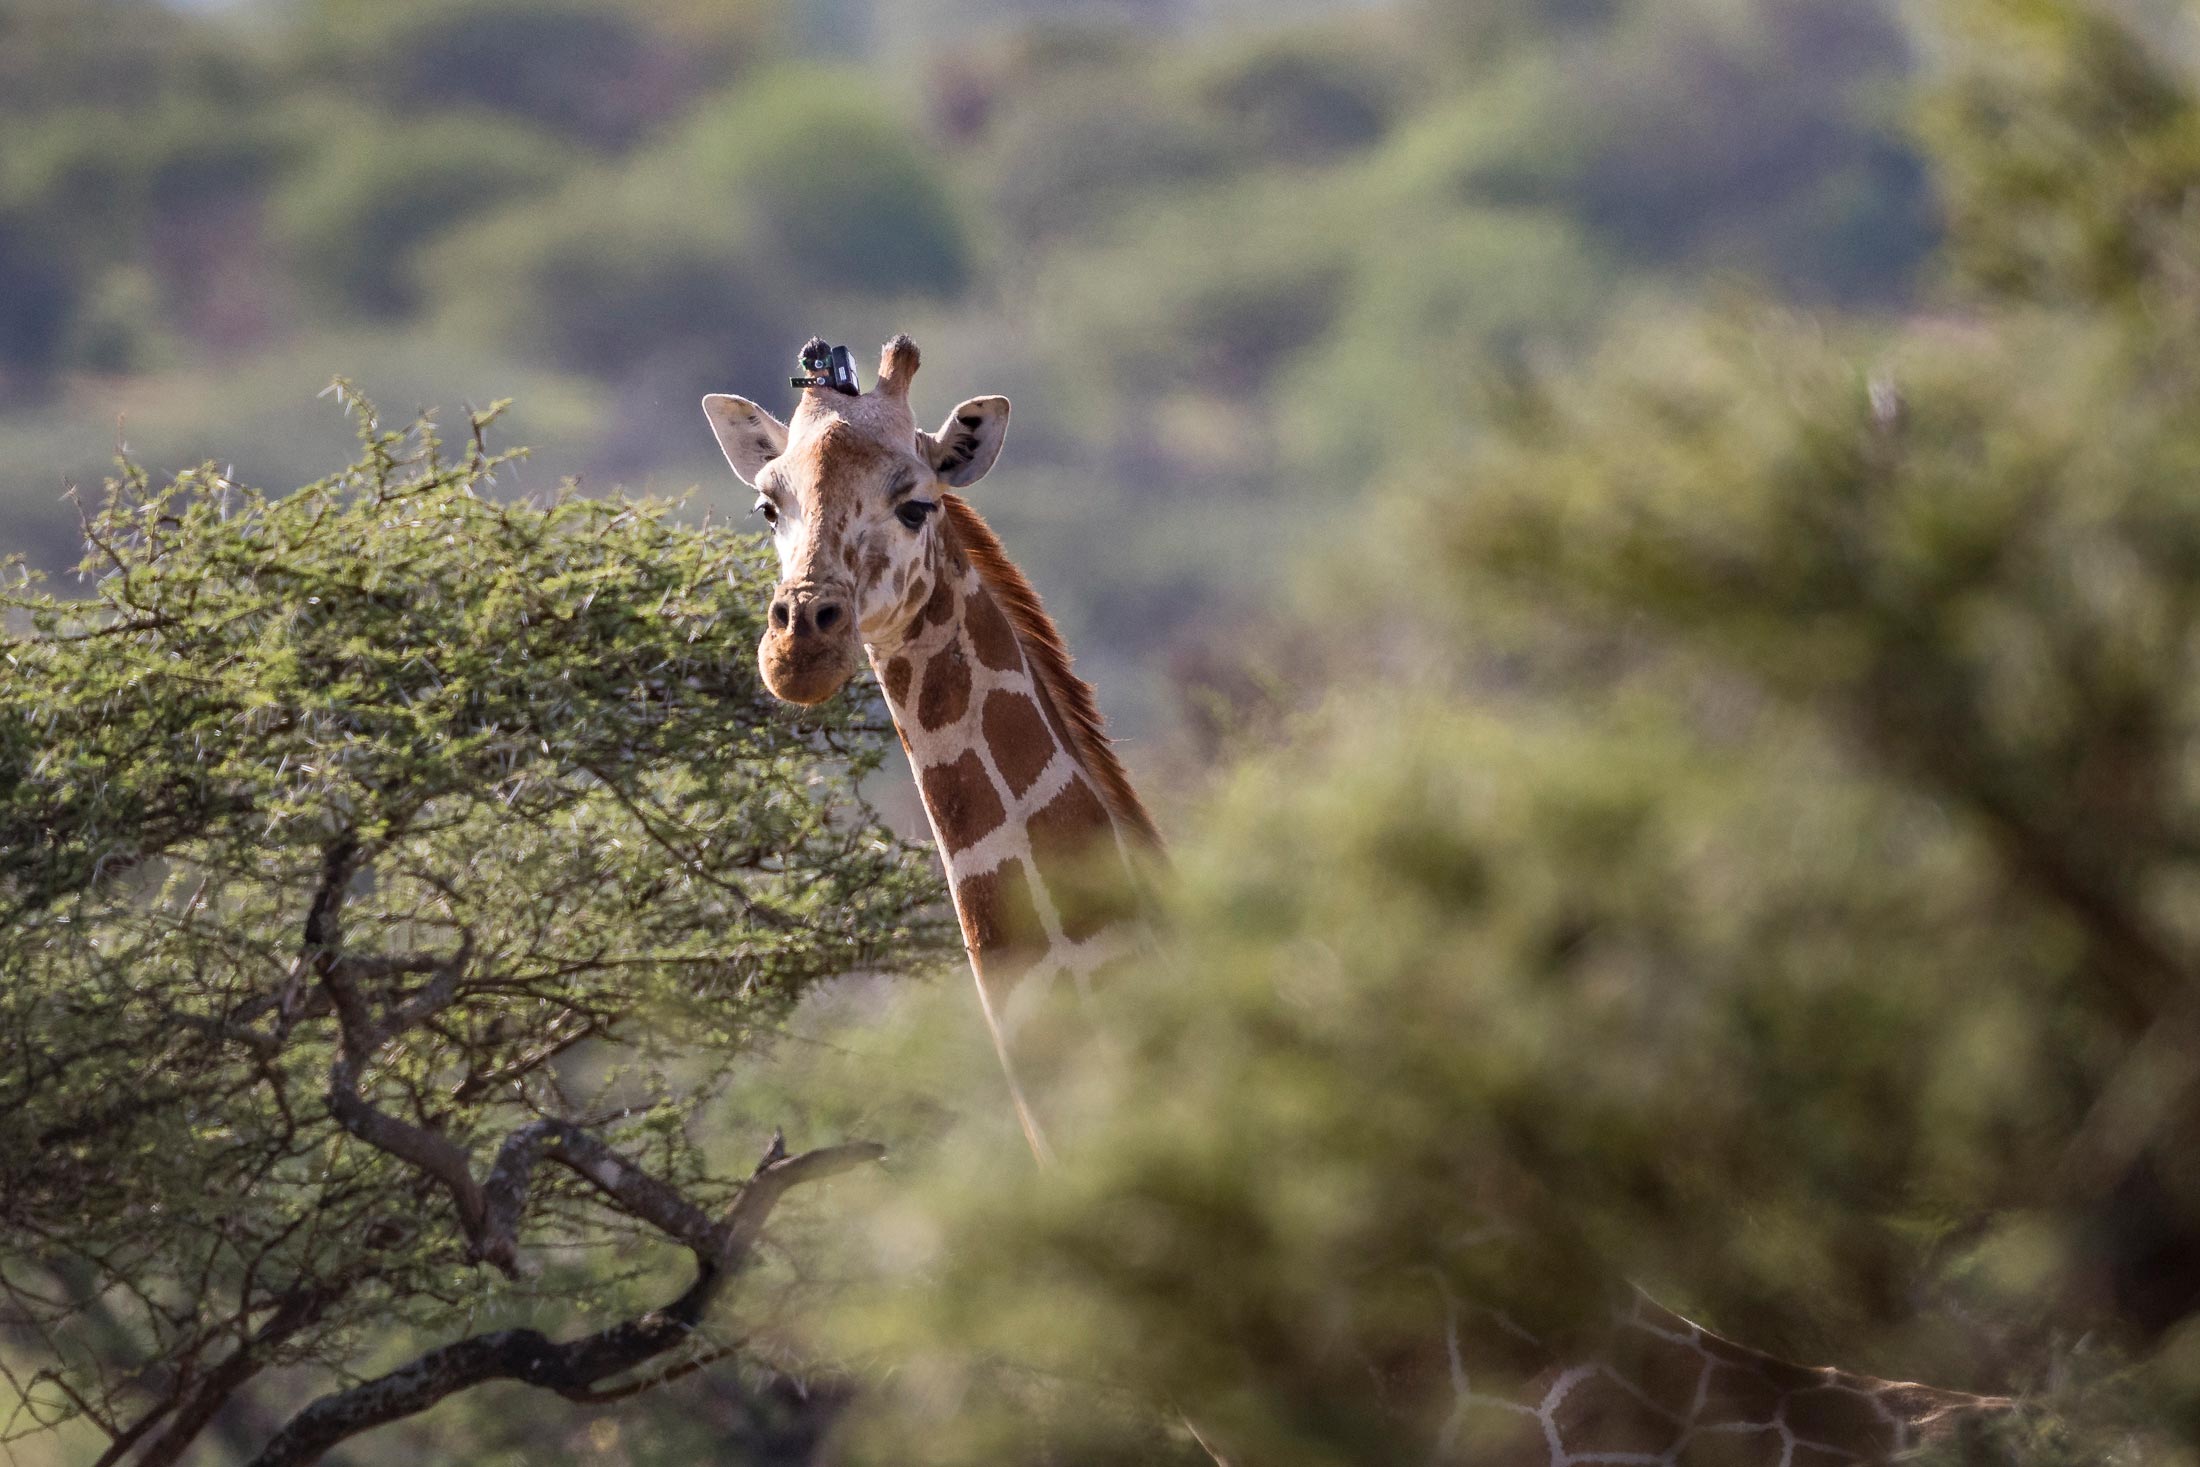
[1921,0,2200,313]
[273,114,569,318]
[0,0,256,123]
[0,0,1941,704]
[682,68,972,300]
[296,0,777,149]
[420,162,790,379]
[1394,0,1932,298]
[0,394,946,1464]
[747,4,2200,1464]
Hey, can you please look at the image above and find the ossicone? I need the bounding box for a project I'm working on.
[877,334,920,400]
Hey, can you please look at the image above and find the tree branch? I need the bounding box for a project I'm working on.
[309,837,488,1240]
[244,1133,882,1467]
[719,1132,888,1259]
[125,1285,337,1467]
[478,1119,721,1272]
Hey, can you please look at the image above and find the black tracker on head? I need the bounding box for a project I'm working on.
[791,338,861,396]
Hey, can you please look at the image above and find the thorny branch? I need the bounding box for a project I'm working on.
[281,832,884,1466]
[243,1134,881,1467]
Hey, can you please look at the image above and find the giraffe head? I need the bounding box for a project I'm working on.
[703,335,1010,705]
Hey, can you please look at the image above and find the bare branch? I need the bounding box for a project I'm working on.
[243,1135,882,1467]
[125,1286,337,1467]
[322,1027,488,1241]
[720,1134,890,1260]
[310,838,489,1239]
[479,1119,720,1273]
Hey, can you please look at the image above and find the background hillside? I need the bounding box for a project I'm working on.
[0,0,1931,732]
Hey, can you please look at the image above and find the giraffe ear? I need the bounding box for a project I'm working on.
[919,396,1009,488]
[701,394,788,487]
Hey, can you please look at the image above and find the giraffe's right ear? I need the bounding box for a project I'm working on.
[701,395,788,487]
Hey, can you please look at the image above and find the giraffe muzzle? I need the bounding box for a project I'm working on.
[758,579,861,705]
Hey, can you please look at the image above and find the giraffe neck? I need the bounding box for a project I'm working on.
[867,520,1151,1155]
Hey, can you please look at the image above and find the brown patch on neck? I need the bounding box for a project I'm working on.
[918,643,972,730]
[919,749,1006,854]
[981,689,1054,798]
[939,495,1163,851]
[956,856,1044,975]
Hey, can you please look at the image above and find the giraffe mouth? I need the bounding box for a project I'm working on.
[757,624,861,705]
[758,576,863,705]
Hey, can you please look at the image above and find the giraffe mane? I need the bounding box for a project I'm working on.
[940,493,1164,852]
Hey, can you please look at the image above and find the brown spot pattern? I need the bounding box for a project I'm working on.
[965,586,1020,670]
[882,656,913,705]
[921,575,956,627]
[972,947,1032,999]
[1028,777,1133,941]
[1554,1382,1679,1457]
[1557,1381,1672,1460]
[919,750,1004,855]
[1452,1313,1561,1392]
[1793,1446,1857,1467]
[1684,1428,1782,1466]
[1029,777,1111,867]
[983,690,1056,798]
[1783,1386,1895,1453]
[918,646,972,730]
[1443,1402,1548,1465]
[1700,1365,1782,1425]
[1612,1324,1707,1419]
[1031,680,1077,750]
[956,856,1045,958]
[1702,1334,1820,1392]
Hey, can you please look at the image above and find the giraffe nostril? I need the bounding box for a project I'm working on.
[814,602,843,633]
[770,600,791,630]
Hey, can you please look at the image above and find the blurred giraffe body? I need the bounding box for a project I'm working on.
[702,337,2007,1464]
[1427,1291,2001,1464]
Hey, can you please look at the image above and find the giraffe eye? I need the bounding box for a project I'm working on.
[755,499,779,525]
[895,500,936,531]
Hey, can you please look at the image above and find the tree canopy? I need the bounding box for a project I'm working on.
[0,396,947,1465]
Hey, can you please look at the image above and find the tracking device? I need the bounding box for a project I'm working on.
[792,341,860,395]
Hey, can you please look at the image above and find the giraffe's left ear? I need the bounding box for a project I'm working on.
[919,396,1009,488]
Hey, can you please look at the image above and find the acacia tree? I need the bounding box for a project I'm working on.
[0,394,949,1466]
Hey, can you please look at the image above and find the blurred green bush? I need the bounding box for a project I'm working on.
[274,114,569,317]
[683,67,973,299]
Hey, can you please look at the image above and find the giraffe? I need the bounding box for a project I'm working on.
[701,336,2010,1464]
[705,334,1156,1160]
